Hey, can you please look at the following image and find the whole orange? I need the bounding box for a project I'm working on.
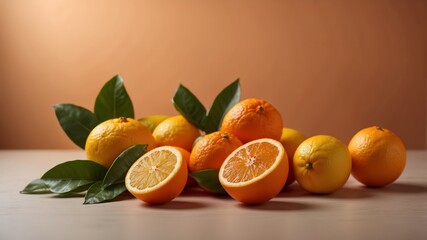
[348,126,406,187]
[220,98,283,143]
[189,131,243,172]
[85,117,156,168]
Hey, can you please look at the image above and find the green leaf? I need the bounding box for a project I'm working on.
[41,160,107,194]
[172,84,207,129]
[20,179,49,194]
[84,181,127,204]
[190,169,226,194]
[54,104,97,149]
[205,79,240,133]
[102,144,147,188]
[41,179,95,194]
[94,75,134,123]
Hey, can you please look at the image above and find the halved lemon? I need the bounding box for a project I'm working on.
[219,138,288,204]
[125,146,189,204]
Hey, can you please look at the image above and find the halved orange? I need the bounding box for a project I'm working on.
[219,138,288,204]
[125,146,189,204]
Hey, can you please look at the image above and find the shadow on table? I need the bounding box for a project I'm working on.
[363,182,427,194]
[278,184,374,199]
[238,200,314,211]
[142,200,208,210]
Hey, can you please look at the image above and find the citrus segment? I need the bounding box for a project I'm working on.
[219,138,288,204]
[125,146,188,204]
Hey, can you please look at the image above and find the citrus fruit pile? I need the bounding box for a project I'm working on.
[21,76,407,206]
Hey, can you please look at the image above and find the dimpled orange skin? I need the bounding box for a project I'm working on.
[220,98,283,143]
[348,126,406,187]
[189,131,243,172]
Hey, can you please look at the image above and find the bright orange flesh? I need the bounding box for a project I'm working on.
[222,142,278,183]
[219,138,288,204]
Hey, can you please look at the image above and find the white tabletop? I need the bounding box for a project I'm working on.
[1,150,426,240]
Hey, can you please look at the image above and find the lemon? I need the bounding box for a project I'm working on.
[138,115,169,133]
[293,135,351,194]
[85,117,156,168]
[279,128,307,189]
[152,115,200,152]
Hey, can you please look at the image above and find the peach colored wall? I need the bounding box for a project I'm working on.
[0,0,426,149]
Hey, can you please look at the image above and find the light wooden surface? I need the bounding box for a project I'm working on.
[1,150,426,240]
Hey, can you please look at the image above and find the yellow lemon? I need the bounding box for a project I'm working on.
[85,117,156,168]
[293,135,351,194]
[279,128,307,189]
[138,115,170,133]
[152,115,200,152]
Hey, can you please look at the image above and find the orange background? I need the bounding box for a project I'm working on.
[1,0,426,149]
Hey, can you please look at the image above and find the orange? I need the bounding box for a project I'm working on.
[220,98,283,143]
[153,115,200,152]
[293,135,351,194]
[189,131,243,172]
[219,138,288,204]
[85,117,156,168]
[348,126,406,187]
[279,128,307,189]
[125,146,189,204]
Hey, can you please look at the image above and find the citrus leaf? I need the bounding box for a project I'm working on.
[102,144,147,188]
[190,169,226,194]
[172,84,207,129]
[84,181,127,204]
[94,75,134,123]
[20,179,50,194]
[40,160,107,194]
[205,79,240,133]
[54,104,97,149]
[41,179,96,194]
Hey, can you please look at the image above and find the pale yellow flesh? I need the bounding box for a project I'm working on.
[129,150,177,190]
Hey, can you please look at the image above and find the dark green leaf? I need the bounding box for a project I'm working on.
[41,160,107,194]
[41,179,95,194]
[84,181,127,204]
[102,144,147,188]
[172,84,207,129]
[20,179,49,194]
[190,169,226,194]
[54,104,97,149]
[205,79,240,133]
[94,75,134,123]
